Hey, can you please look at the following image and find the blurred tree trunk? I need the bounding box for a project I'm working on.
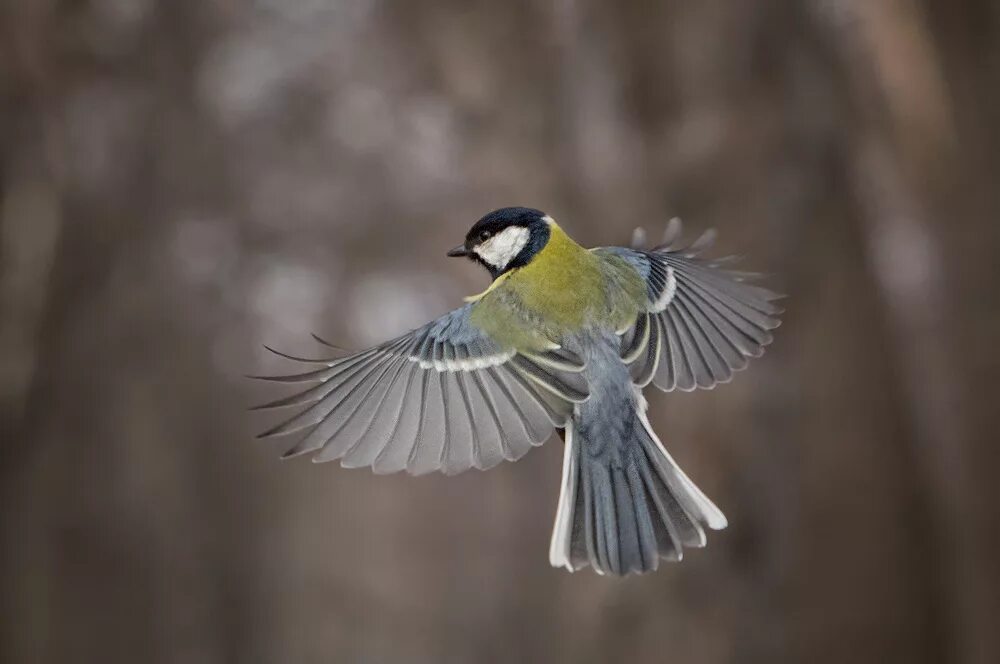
[2,1,998,663]
[1,3,265,663]
[812,1,1000,662]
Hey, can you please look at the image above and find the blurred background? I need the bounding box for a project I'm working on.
[2,1,999,663]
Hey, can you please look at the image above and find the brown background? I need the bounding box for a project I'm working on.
[2,1,998,663]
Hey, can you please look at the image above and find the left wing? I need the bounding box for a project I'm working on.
[602,220,784,391]
[252,304,589,475]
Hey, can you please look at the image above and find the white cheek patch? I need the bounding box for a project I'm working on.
[474,226,530,271]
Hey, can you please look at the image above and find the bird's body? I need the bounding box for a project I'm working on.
[256,207,782,575]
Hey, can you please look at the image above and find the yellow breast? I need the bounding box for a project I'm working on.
[467,221,643,350]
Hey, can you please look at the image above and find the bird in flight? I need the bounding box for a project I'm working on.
[255,207,782,575]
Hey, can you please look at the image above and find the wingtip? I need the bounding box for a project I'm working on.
[256,420,302,439]
[661,217,683,248]
[249,393,311,411]
[310,332,346,351]
[630,226,648,249]
[280,446,313,460]
[679,228,717,257]
[244,373,308,383]
[245,373,283,382]
[262,344,336,364]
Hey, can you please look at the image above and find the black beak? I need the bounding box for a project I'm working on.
[447,244,469,258]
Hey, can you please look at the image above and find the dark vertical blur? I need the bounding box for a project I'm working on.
[2,1,998,663]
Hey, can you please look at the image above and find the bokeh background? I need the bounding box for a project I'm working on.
[2,1,999,663]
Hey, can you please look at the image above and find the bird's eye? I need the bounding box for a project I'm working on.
[478,230,491,242]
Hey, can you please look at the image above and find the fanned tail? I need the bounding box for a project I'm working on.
[549,393,726,575]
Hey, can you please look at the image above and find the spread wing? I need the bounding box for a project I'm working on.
[253,304,589,475]
[604,219,784,391]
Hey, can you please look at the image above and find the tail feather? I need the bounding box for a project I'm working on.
[549,396,726,575]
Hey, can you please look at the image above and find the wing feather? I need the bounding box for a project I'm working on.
[440,370,475,474]
[306,354,406,461]
[371,362,424,474]
[463,370,508,469]
[675,287,748,371]
[673,295,732,385]
[407,370,448,475]
[484,366,553,449]
[261,350,397,440]
[341,357,414,468]
[631,314,662,388]
[255,303,581,474]
[662,309,697,391]
[614,224,782,391]
[508,355,589,403]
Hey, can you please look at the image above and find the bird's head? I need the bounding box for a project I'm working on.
[447,207,552,280]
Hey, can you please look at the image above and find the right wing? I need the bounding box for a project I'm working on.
[253,304,589,475]
[604,220,784,391]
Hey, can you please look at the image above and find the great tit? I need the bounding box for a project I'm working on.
[256,207,782,576]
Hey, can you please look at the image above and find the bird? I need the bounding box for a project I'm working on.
[254,207,783,576]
